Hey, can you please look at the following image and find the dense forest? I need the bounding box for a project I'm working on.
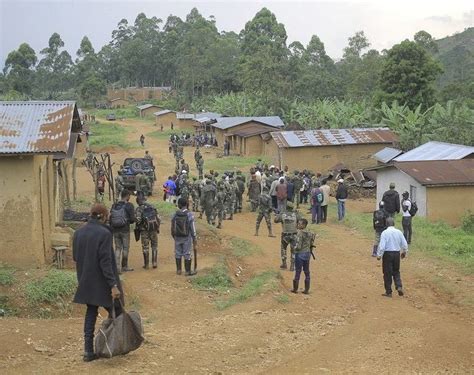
[1,8,473,148]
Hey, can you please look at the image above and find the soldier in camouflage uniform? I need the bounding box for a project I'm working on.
[115,171,124,200]
[214,184,227,229]
[274,201,301,271]
[255,186,275,237]
[200,179,216,224]
[225,176,238,219]
[135,196,161,269]
[248,174,261,212]
[135,171,151,196]
[292,218,315,294]
[179,177,190,207]
[190,177,201,212]
[197,156,204,180]
[194,146,201,167]
[292,171,303,208]
[235,175,245,213]
[180,159,190,174]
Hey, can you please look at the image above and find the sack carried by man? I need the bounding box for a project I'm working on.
[94,302,144,358]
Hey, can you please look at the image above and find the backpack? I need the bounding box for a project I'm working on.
[110,203,128,228]
[409,201,418,216]
[172,210,190,237]
[373,210,386,231]
[142,205,160,232]
[312,189,323,204]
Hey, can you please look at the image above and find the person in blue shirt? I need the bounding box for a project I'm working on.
[377,217,408,297]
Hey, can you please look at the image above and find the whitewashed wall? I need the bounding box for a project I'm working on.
[376,167,427,216]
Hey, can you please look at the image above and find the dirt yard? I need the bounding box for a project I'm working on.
[0,118,472,374]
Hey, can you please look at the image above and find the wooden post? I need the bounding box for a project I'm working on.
[72,158,77,200]
[63,162,70,204]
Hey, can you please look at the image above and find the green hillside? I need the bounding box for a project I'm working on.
[435,27,474,88]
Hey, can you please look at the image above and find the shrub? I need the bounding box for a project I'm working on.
[0,265,15,286]
[191,262,233,291]
[24,269,77,305]
[461,210,474,234]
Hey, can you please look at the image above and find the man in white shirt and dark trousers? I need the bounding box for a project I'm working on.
[377,217,408,297]
[401,191,412,244]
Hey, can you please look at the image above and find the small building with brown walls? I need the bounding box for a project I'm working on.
[211,116,284,150]
[137,104,164,118]
[109,98,130,108]
[154,110,177,129]
[0,101,82,268]
[107,86,173,102]
[370,141,474,225]
[176,112,221,131]
[265,128,398,173]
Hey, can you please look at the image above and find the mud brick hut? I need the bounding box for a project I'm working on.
[265,128,398,173]
[0,101,82,267]
[211,116,284,152]
[154,109,177,129]
[107,86,172,102]
[109,98,130,108]
[370,141,474,225]
[137,104,164,118]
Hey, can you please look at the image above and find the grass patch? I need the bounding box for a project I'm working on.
[128,294,141,311]
[0,264,15,286]
[152,200,177,218]
[148,129,176,139]
[89,121,132,150]
[216,270,280,310]
[230,237,262,257]
[24,269,77,305]
[0,294,17,316]
[91,106,139,119]
[190,261,233,292]
[275,294,290,304]
[206,156,269,174]
[339,206,474,273]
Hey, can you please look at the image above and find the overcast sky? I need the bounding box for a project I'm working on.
[0,0,472,68]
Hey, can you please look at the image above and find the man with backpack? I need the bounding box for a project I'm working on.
[110,189,136,273]
[401,191,416,244]
[310,182,323,224]
[382,182,400,218]
[135,196,161,269]
[171,197,198,276]
[372,201,388,257]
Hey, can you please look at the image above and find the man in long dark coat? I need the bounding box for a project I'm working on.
[73,203,123,362]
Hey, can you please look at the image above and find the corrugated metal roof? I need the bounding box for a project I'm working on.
[110,97,128,102]
[176,112,222,120]
[154,109,174,116]
[394,141,474,162]
[137,104,161,110]
[227,124,275,138]
[394,159,474,186]
[0,101,78,154]
[271,128,397,148]
[373,147,403,163]
[212,116,284,130]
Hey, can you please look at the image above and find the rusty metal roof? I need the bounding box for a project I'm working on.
[394,141,474,162]
[394,159,474,186]
[271,128,397,148]
[0,101,79,155]
[137,104,161,110]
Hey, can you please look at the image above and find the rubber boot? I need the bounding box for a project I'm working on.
[291,280,299,293]
[152,250,158,269]
[290,259,295,271]
[372,245,378,257]
[217,222,222,229]
[142,253,149,269]
[176,258,182,275]
[254,227,259,236]
[184,259,196,276]
[280,259,287,269]
[303,280,310,294]
[122,255,134,272]
[268,228,276,238]
[229,213,233,220]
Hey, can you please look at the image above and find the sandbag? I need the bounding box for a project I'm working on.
[94,303,144,358]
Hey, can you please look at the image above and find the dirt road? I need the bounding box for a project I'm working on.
[1,118,472,374]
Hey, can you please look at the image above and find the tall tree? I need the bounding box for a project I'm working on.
[414,30,438,54]
[239,8,289,111]
[3,43,37,95]
[378,40,443,109]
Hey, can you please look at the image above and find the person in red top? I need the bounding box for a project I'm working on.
[276,177,288,213]
[96,171,106,202]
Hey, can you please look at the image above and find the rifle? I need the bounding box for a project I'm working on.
[193,242,197,272]
[134,227,141,242]
[310,233,316,260]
